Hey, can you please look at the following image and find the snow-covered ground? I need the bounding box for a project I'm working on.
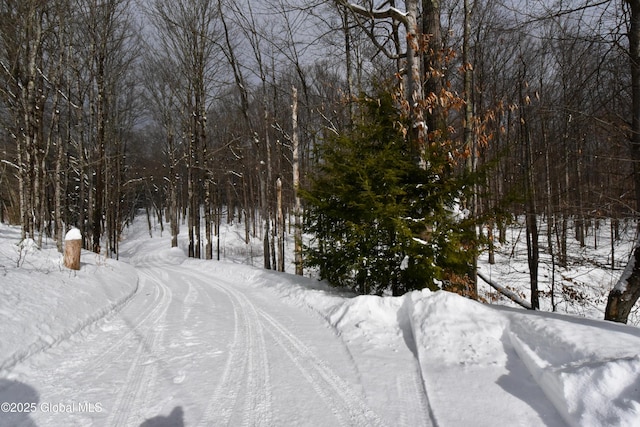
[477,218,639,324]
[1,216,639,426]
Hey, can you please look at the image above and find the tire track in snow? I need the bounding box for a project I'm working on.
[257,309,385,427]
[212,276,382,427]
[196,279,246,426]
[194,275,272,427]
[14,264,171,403]
[86,274,166,368]
[182,280,198,322]
[166,265,381,426]
[159,266,260,425]
[105,271,172,426]
[223,284,272,427]
[159,265,273,426]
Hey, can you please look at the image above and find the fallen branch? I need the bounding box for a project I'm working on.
[477,271,533,310]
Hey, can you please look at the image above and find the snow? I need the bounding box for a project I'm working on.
[1,218,640,426]
[478,218,639,322]
[0,225,137,374]
[64,228,82,241]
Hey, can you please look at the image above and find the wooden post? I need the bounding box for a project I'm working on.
[64,228,82,270]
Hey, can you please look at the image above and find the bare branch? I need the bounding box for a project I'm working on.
[336,0,408,25]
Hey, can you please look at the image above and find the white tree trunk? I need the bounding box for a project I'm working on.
[292,86,303,275]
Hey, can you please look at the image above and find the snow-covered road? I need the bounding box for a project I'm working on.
[1,237,425,426]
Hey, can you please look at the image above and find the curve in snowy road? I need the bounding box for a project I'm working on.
[4,241,405,426]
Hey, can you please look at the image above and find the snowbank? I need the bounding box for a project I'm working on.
[0,224,138,373]
[507,310,640,426]
[212,262,640,426]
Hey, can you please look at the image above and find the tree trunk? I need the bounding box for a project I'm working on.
[64,237,82,270]
[91,40,107,255]
[342,9,355,126]
[216,185,221,261]
[15,3,44,242]
[55,129,64,252]
[261,174,271,269]
[422,0,444,133]
[243,174,250,245]
[188,168,195,257]
[276,177,284,272]
[292,87,303,275]
[605,225,640,322]
[406,0,425,163]
[169,133,179,248]
[205,177,213,260]
[606,0,640,323]
[575,141,585,247]
[487,222,495,265]
[526,211,540,310]
[520,64,539,310]
[462,0,477,297]
[544,121,556,311]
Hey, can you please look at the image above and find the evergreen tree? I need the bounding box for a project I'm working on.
[303,90,477,296]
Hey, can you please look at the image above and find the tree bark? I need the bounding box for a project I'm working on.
[276,177,284,272]
[205,177,213,260]
[463,0,477,298]
[520,62,539,310]
[292,86,303,275]
[605,0,640,322]
[478,271,532,310]
[422,0,444,133]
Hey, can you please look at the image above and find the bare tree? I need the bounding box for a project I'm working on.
[336,0,428,159]
[606,0,640,323]
[148,0,221,259]
[142,53,183,248]
[0,0,47,241]
[71,0,138,254]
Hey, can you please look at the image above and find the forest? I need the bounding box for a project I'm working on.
[0,0,638,322]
